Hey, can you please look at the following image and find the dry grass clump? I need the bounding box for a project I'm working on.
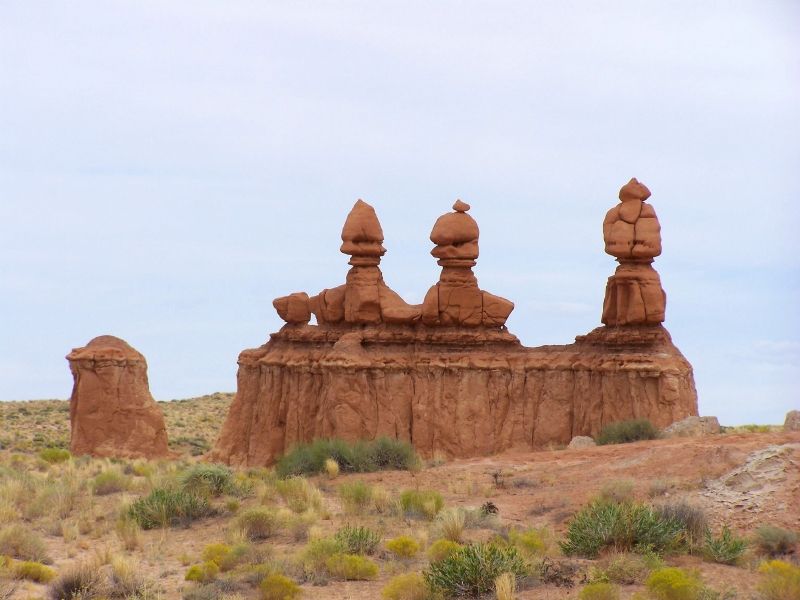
[436,508,466,543]
[91,467,130,495]
[0,523,50,562]
[334,525,381,555]
[754,525,799,558]
[325,553,379,580]
[260,573,302,599]
[385,535,420,559]
[399,489,444,520]
[339,480,374,515]
[47,560,105,600]
[12,560,57,583]
[381,572,430,600]
[495,572,516,600]
[275,476,324,514]
[235,507,281,540]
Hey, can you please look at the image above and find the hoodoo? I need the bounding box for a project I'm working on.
[211,185,697,466]
[66,335,170,459]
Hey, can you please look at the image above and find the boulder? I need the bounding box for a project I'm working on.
[662,416,721,438]
[784,410,800,432]
[66,335,171,459]
[567,436,597,449]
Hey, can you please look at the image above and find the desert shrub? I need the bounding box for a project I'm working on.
[758,560,800,600]
[372,486,393,514]
[598,480,635,504]
[180,464,233,497]
[48,561,104,600]
[297,537,344,582]
[235,507,280,540]
[39,448,71,463]
[645,567,703,600]
[0,524,50,562]
[115,512,141,551]
[324,458,340,479]
[334,525,381,555]
[703,526,747,565]
[91,468,130,495]
[436,508,465,542]
[107,556,153,598]
[325,553,379,580]
[495,572,516,600]
[338,480,374,515]
[128,488,211,529]
[579,582,620,600]
[399,489,444,519]
[386,535,420,559]
[185,561,220,583]
[275,476,323,514]
[201,543,233,567]
[755,525,799,557]
[13,560,57,583]
[596,420,658,445]
[508,528,547,557]
[424,543,527,597]
[428,540,462,563]
[657,502,708,549]
[287,510,317,542]
[276,437,419,477]
[382,572,430,600]
[259,573,301,600]
[588,552,656,585]
[560,501,684,558]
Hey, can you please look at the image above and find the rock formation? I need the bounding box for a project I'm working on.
[602,178,666,326]
[211,186,697,466]
[66,335,171,459]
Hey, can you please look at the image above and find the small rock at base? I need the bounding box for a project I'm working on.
[662,416,721,438]
[567,436,596,449]
[784,410,800,432]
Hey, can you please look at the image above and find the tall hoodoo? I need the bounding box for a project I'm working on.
[421,201,514,327]
[66,335,171,459]
[601,178,666,325]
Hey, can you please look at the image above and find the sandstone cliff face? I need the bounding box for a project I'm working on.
[212,186,698,466]
[66,335,171,459]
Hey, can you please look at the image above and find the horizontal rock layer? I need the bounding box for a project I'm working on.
[211,324,697,466]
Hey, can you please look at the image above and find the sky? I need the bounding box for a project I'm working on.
[1,1,798,425]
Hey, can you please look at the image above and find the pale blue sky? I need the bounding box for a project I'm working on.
[1,2,798,424]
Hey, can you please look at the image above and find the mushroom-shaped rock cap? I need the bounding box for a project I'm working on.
[430,200,479,245]
[619,178,651,202]
[340,199,386,257]
[67,335,145,362]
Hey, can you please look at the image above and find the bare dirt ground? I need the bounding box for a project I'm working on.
[0,396,797,599]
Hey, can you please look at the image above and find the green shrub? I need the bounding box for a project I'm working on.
[185,561,219,583]
[276,437,420,477]
[13,560,57,583]
[399,489,444,519]
[427,539,462,563]
[656,502,708,549]
[382,572,430,600]
[47,561,104,600]
[334,525,381,555]
[339,480,374,514]
[755,525,798,557]
[424,543,527,597]
[508,528,546,557]
[128,488,211,529]
[0,524,50,562]
[180,464,233,497]
[38,448,71,463]
[298,537,344,582]
[758,560,800,600]
[235,507,280,540]
[560,501,684,558]
[386,535,420,559]
[703,526,747,565]
[579,582,620,600]
[91,468,130,495]
[325,553,379,580]
[260,573,301,600]
[596,420,658,445]
[646,567,703,600]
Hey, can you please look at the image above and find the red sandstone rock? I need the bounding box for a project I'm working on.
[211,194,697,466]
[602,178,666,326]
[66,335,171,459]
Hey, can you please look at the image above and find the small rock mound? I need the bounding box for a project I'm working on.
[662,416,720,438]
[785,410,800,432]
[567,436,596,449]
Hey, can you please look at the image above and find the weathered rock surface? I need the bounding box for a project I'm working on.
[568,436,597,449]
[662,416,721,438]
[785,410,800,432]
[602,178,667,326]
[211,187,697,466]
[66,335,170,459]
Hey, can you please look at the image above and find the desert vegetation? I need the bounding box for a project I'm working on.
[0,395,796,599]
